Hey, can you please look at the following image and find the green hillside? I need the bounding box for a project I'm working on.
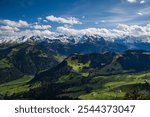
[0,50,150,100]
[79,72,150,100]
[0,42,65,83]
[14,50,150,100]
[5,72,149,100]
[0,75,42,99]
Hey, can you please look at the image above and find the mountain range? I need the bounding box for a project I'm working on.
[0,34,150,100]
[1,35,150,53]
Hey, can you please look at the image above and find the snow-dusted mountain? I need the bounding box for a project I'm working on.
[1,33,150,44]
[0,34,105,44]
[0,34,150,54]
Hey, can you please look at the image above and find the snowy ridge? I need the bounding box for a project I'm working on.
[0,34,150,46]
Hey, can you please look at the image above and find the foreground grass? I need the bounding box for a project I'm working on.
[79,72,150,100]
[0,71,150,100]
[0,75,40,96]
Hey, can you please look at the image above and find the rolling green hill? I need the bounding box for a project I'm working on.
[0,50,150,100]
[7,50,149,100]
[4,70,150,100]
[0,42,65,84]
[33,50,150,82]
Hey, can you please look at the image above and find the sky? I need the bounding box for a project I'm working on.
[0,0,150,41]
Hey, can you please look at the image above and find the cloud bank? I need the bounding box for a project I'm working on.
[0,17,150,43]
[57,23,150,38]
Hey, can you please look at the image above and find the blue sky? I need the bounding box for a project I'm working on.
[0,0,150,28]
[0,0,150,41]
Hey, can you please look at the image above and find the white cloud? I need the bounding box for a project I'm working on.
[127,0,137,3]
[32,25,51,30]
[46,15,82,25]
[43,20,48,22]
[137,12,143,15]
[0,26,19,31]
[140,0,145,4]
[0,19,55,41]
[0,29,54,42]
[21,30,54,37]
[57,23,150,40]
[127,0,146,4]
[0,18,150,43]
[57,26,116,38]
[113,24,150,37]
[0,20,29,28]
[138,7,150,15]
[37,17,42,21]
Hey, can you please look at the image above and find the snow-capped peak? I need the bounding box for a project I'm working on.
[0,33,150,45]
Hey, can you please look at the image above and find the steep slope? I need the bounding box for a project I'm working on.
[0,41,64,83]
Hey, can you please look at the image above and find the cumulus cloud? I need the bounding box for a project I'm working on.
[20,30,54,37]
[127,0,146,4]
[57,26,117,38]
[116,24,144,36]
[0,19,54,41]
[57,23,150,40]
[140,0,145,4]
[111,24,150,37]
[0,26,19,31]
[137,12,143,15]
[0,20,29,28]
[46,15,82,25]
[127,0,137,3]
[31,25,51,30]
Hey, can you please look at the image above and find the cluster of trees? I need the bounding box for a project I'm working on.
[124,82,150,100]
